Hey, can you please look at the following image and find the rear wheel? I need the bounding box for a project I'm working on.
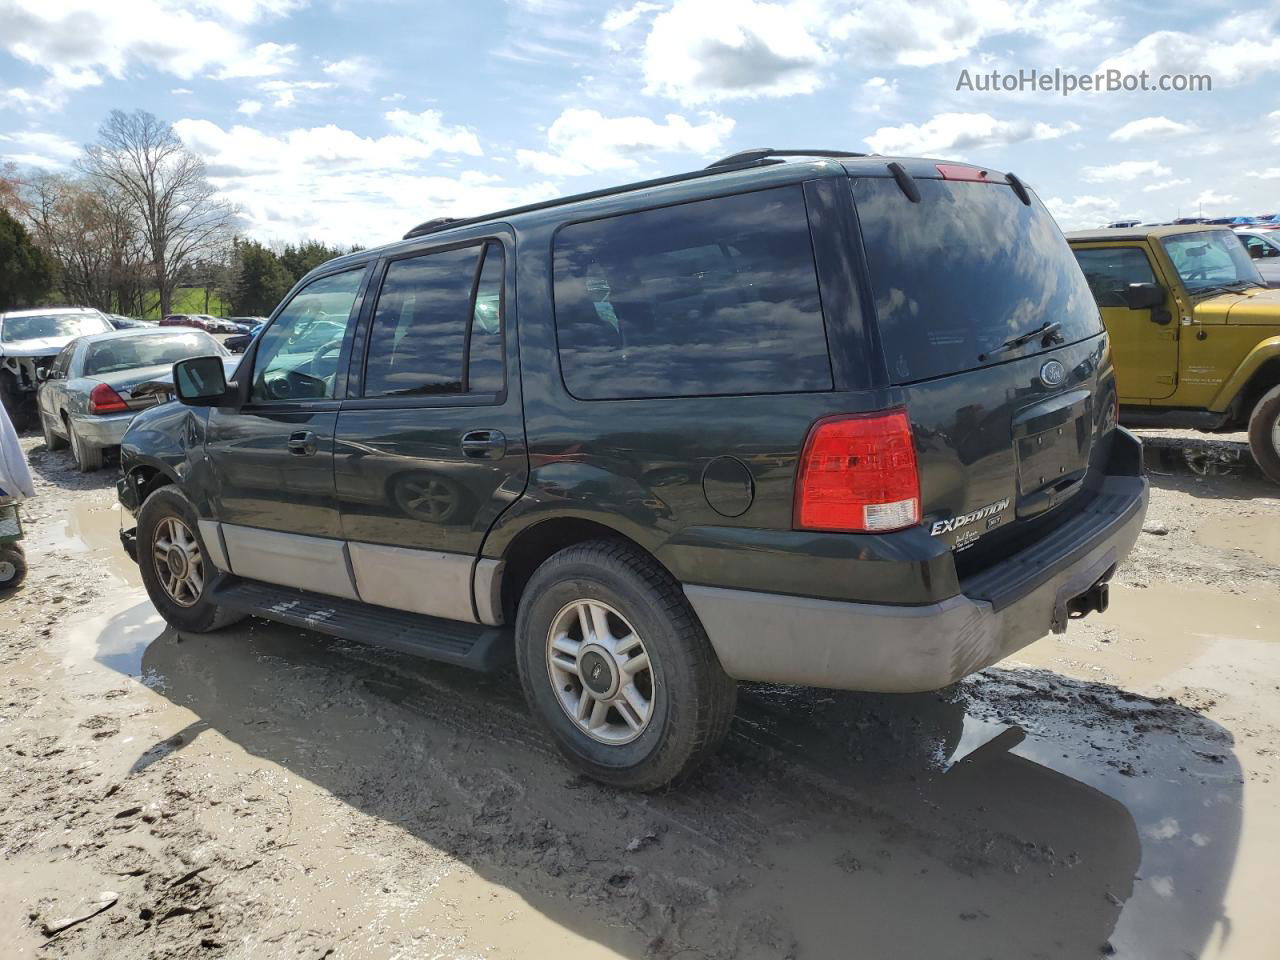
[0,545,27,592]
[136,486,243,633]
[41,410,66,451]
[1247,384,1280,485]
[68,420,103,472]
[515,539,737,791]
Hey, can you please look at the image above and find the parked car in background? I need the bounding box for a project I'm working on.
[117,149,1148,790]
[223,322,264,354]
[227,316,267,334]
[36,327,229,472]
[1232,229,1280,288]
[1105,219,1141,229]
[0,307,114,430]
[1068,224,1280,483]
[107,314,154,330]
[160,313,236,333]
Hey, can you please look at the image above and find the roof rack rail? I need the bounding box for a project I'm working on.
[402,155,787,240]
[399,149,873,240]
[705,147,869,168]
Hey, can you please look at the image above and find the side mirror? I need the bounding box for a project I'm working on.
[35,366,49,383]
[1122,282,1165,310]
[174,355,229,406]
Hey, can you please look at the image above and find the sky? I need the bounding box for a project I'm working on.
[1,0,1277,247]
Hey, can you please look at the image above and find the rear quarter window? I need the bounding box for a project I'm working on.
[854,178,1103,384]
[553,186,833,400]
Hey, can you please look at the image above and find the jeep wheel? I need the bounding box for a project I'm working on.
[137,486,244,633]
[41,410,66,451]
[1247,384,1280,485]
[514,539,737,790]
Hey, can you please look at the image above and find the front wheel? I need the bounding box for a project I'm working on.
[515,539,737,791]
[136,486,243,633]
[1248,384,1280,485]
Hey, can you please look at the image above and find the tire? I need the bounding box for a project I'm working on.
[1,375,31,432]
[41,409,66,451]
[0,545,27,593]
[514,538,737,791]
[1248,384,1280,485]
[68,420,103,472]
[136,485,244,633]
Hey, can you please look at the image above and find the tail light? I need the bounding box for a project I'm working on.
[794,410,921,533]
[88,383,129,414]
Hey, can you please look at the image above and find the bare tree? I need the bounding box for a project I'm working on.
[80,110,236,316]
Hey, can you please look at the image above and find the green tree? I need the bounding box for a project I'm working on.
[278,240,345,284]
[230,239,292,315]
[0,208,54,309]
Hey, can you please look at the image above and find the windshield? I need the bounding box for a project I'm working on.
[1161,231,1265,293]
[84,332,224,376]
[854,177,1103,384]
[1,312,112,343]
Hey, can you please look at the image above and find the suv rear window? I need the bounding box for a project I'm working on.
[854,178,1103,384]
[553,186,833,400]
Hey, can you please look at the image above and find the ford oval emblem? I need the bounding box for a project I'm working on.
[1040,359,1066,387]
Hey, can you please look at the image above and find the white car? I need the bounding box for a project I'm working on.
[0,307,113,431]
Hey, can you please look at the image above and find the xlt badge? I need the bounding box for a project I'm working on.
[930,498,1011,537]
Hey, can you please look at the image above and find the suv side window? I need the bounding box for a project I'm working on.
[553,186,832,400]
[251,269,365,402]
[1072,247,1158,307]
[363,242,505,397]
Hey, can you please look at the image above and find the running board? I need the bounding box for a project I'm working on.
[209,576,514,672]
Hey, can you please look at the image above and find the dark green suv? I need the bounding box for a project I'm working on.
[116,149,1148,789]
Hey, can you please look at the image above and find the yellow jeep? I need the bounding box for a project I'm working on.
[1067,225,1280,483]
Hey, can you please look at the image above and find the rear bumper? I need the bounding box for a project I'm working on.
[71,412,134,447]
[684,429,1148,693]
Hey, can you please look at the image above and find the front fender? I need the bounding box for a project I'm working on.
[119,403,212,514]
[1209,335,1280,412]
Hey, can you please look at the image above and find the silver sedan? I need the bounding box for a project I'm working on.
[36,328,231,472]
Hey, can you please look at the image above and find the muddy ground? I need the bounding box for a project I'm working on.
[1,431,1277,960]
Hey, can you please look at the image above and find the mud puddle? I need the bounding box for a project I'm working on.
[1196,513,1280,567]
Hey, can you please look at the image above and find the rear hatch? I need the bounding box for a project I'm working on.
[851,171,1115,572]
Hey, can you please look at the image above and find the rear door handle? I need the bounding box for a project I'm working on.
[287,430,317,456]
[460,429,506,459]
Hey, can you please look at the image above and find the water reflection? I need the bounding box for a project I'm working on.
[86,606,1239,960]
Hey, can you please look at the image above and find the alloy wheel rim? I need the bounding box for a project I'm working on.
[1272,412,1280,455]
[0,560,15,581]
[546,599,654,745]
[152,516,204,607]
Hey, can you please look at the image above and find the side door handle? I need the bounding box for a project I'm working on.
[460,429,506,459]
[287,430,317,456]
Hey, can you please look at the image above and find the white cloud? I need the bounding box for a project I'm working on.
[1080,160,1171,183]
[628,0,1115,105]
[864,112,1079,155]
[172,116,554,245]
[0,129,81,167]
[384,109,482,156]
[640,1,832,105]
[381,93,406,102]
[1142,178,1191,192]
[1108,116,1196,142]
[1247,168,1280,180]
[237,100,263,116]
[1097,26,1280,87]
[171,87,193,95]
[1043,194,1121,230]
[515,108,734,176]
[322,57,367,79]
[1,0,301,107]
[1192,188,1237,208]
[859,75,898,113]
[215,41,296,79]
[257,79,335,109]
